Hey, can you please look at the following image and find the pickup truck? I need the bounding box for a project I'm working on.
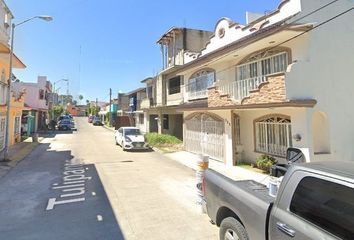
[203,161,354,240]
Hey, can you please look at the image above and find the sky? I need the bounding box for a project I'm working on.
[7,0,280,103]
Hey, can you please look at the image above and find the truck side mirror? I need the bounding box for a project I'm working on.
[286,147,305,164]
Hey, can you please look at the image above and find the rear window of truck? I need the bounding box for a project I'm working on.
[290,177,354,240]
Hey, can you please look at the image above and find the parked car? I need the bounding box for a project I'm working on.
[88,115,94,123]
[203,148,354,240]
[57,119,74,131]
[58,115,72,122]
[114,127,149,151]
[92,116,103,126]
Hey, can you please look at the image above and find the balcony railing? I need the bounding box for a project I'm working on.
[218,76,267,101]
[140,98,156,109]
[186,72,214,100]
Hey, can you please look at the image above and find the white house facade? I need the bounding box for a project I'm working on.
[142,0,354,166]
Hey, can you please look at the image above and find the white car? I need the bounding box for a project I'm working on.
[115,127,149,151]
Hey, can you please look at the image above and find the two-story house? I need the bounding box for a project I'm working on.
[141,27,213,140]
[0,0,26,150]
[125,87,147,132]
[13,76,52,132]
[144,0,354,166]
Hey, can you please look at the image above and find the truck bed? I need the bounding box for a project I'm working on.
[204,169,275,240]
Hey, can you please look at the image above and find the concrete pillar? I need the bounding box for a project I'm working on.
[157,111,162,134]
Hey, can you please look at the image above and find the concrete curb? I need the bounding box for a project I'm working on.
[103,125,115,132]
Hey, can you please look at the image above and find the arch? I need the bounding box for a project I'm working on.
[189,68,216,80]
[312,111,331,154]
[254,114,292,157]
[238,46,292,65]
[184,112,224,161]
[254,114,291,124]
[185,112,223,122]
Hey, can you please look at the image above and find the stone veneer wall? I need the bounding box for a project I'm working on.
[241,75,286,105]
[207,86,235,107]
[207,75,286,107]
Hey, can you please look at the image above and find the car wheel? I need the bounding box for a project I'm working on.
[220,217,249,240]
[121,141,126,151]
[115,137,119,145]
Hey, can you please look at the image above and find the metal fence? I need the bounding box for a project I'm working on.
[184,114,224,161]
[255,121,292,157]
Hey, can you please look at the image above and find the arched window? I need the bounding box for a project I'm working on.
[254,115,292,157]
[186,69,215,100]
[236,48,290,83]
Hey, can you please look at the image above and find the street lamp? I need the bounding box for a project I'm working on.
[2,15,53,161]
[53,78,68,105]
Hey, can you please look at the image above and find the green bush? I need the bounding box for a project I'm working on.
[256,155,277,172]
[144,133,182,147]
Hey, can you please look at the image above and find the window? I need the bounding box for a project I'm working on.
[237,51,288,81]
[234,114,241,145]
[168,76,181,95]
[124,128,141,136]
[14,116,21,135]
[147,86,153,98]
[255,115,292,157]
[187,69,215,100]
[39,89,45,99]
[290,177,354,239]
[139,114,144,124]
[163,114,169,130]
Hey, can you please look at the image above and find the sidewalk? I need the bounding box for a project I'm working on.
[164,151,271,185]
[0,136,44,179]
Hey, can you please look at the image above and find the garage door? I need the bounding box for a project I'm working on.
[184,113,224,161]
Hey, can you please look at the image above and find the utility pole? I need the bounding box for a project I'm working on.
[109,88,112,127]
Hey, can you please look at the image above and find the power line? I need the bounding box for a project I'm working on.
[182,4,354,89]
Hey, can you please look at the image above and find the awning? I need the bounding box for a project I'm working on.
[0,42,26,69]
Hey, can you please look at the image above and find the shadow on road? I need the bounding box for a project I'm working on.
[0,142,125,240]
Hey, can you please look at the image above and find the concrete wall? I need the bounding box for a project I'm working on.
[13,76,49,110]
[201,0,301,55]
[0,0,11,44]
[285,0,354,162]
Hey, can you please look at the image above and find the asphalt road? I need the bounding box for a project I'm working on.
[0,117,218,240]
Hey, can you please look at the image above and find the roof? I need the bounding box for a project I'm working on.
[294,161,354,183]
[125,87,146,96]
[140,77,153,83]
[156,27,212,44]
[173,99,316,111]
[172,18,312,75]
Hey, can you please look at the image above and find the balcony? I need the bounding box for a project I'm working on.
[140,98,156,109]
[218,76,267,101]
[140,98,150,109]
[186,72,214,101]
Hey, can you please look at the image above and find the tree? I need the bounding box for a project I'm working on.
[52,105,64,119]
[78,95,83,105]
[86,99,90,105]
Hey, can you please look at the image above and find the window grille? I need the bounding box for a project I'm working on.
[255,115,292,157]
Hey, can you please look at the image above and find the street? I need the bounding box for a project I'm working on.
[0,117,218,240]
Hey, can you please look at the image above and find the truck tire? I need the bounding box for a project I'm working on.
[220,217,249,240]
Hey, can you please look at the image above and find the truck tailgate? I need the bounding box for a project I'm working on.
[205,169,275,240]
